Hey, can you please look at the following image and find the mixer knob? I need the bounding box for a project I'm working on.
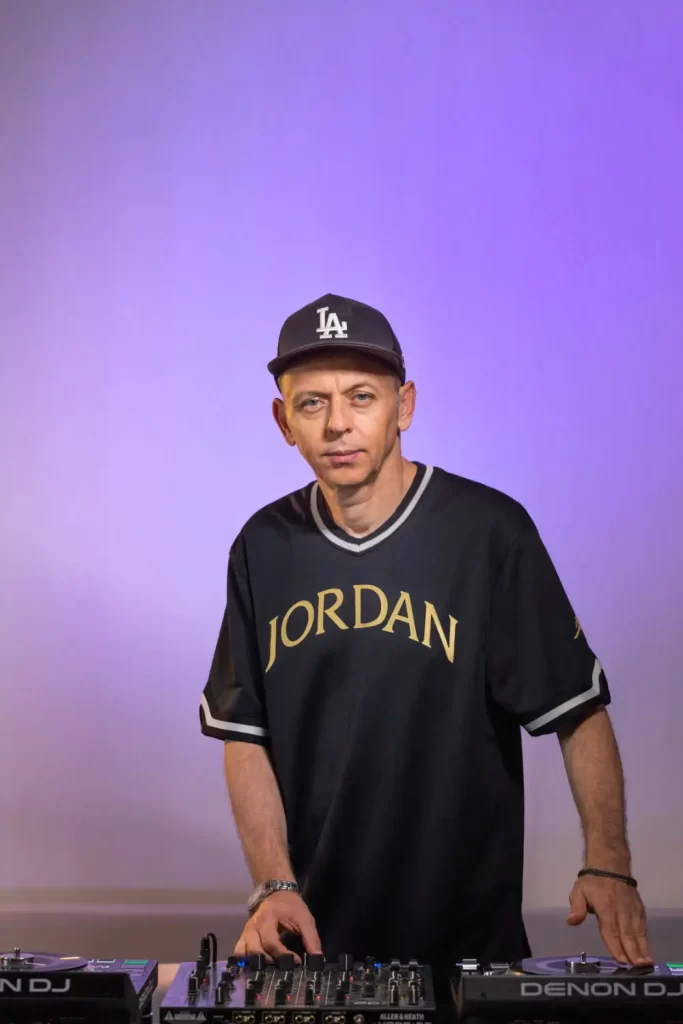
[278,953,295,971]
[364,956,376,969]
[253,970,265,990]
[275,981,287,1005]
[362,981,376,997]
[245,981,257,1005]
[305,952,325,971]
[227,955,240,967]
[248,953,266,971]
[335,983,346,1004]
[305,982,316,1005]
[390,960,401,970]
[215,981,227,1003]
[458,959,480,974]
[338,953,354,971]
[408,982,419,1005]
[314,970,323,991]
[187,972,199,996]
[389,982,400,1006]
[408,960,419,971]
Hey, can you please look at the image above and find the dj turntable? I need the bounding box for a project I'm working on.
[452,950,683,1022]
[0,946,158,1023]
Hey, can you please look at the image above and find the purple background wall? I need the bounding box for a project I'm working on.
[1,0,681,909]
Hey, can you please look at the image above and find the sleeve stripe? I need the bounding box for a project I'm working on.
[200,694,269,737]
[524,658,603,734]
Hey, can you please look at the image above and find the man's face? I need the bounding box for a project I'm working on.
[273,351,415,488]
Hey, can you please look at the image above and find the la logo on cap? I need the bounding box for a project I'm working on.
[316,305,348,339]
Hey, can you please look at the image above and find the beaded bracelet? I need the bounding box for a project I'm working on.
[578,868,638,888]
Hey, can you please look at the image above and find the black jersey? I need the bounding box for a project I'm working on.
[200,463,610,975]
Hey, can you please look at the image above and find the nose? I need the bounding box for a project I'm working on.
[324,395,353,437]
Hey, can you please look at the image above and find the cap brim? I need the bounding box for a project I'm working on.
[267,340,405,383]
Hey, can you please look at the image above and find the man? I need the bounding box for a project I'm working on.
[200,293,651,998]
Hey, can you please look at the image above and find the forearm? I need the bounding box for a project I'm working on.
[224,741,296,884]
[558,706,631,874]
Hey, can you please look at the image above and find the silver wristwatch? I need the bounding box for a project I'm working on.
[247,879,300,915]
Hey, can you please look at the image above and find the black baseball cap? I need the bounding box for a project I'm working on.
[267,293,406,384]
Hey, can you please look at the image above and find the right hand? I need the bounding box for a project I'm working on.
[234,890,322,963]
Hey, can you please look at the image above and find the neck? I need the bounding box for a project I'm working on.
[317,449,418,538]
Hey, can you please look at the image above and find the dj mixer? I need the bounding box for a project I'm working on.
[160,938,436,1024]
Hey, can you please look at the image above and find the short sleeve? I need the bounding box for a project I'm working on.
[199,539,269,745]
[487,521,611,735]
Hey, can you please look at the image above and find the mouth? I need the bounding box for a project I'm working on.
[323,450,363,464]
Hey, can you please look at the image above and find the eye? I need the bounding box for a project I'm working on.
[299,398,321,411]
[354,392,373,403]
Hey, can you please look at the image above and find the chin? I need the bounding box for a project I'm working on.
[317,462,373,488]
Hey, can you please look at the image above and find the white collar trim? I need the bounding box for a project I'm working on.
[310,465,434,554]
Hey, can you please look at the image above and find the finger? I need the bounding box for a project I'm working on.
[297,912,323,954]
[234,935,247,957]
[632,898,654,963]
[241,924,270,959]
[567,885,588,926]
[257,921,292,960]
[598,913,629,965]
[622,901,655,962]
[617,913,648,967]
[635,924,654,964]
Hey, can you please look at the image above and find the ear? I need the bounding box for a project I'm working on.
[397,380,416,432]
[272,397,297,447]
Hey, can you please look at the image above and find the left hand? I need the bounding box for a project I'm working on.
[567,874,653,966]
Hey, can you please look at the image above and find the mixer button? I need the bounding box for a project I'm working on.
[338,953,354,971]
[305,952,325,971]
[335,983,347,1004]
[278,953,295,971]
[248,953,266,971]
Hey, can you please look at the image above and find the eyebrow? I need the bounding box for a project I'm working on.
[291,380,379,402]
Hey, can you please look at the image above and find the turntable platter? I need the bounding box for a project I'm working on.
[0,948,88,971]
[514,952,655,976]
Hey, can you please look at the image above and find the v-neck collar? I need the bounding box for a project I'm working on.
[310,463,434,554]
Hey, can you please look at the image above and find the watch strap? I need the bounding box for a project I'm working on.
[248,879,300,914]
